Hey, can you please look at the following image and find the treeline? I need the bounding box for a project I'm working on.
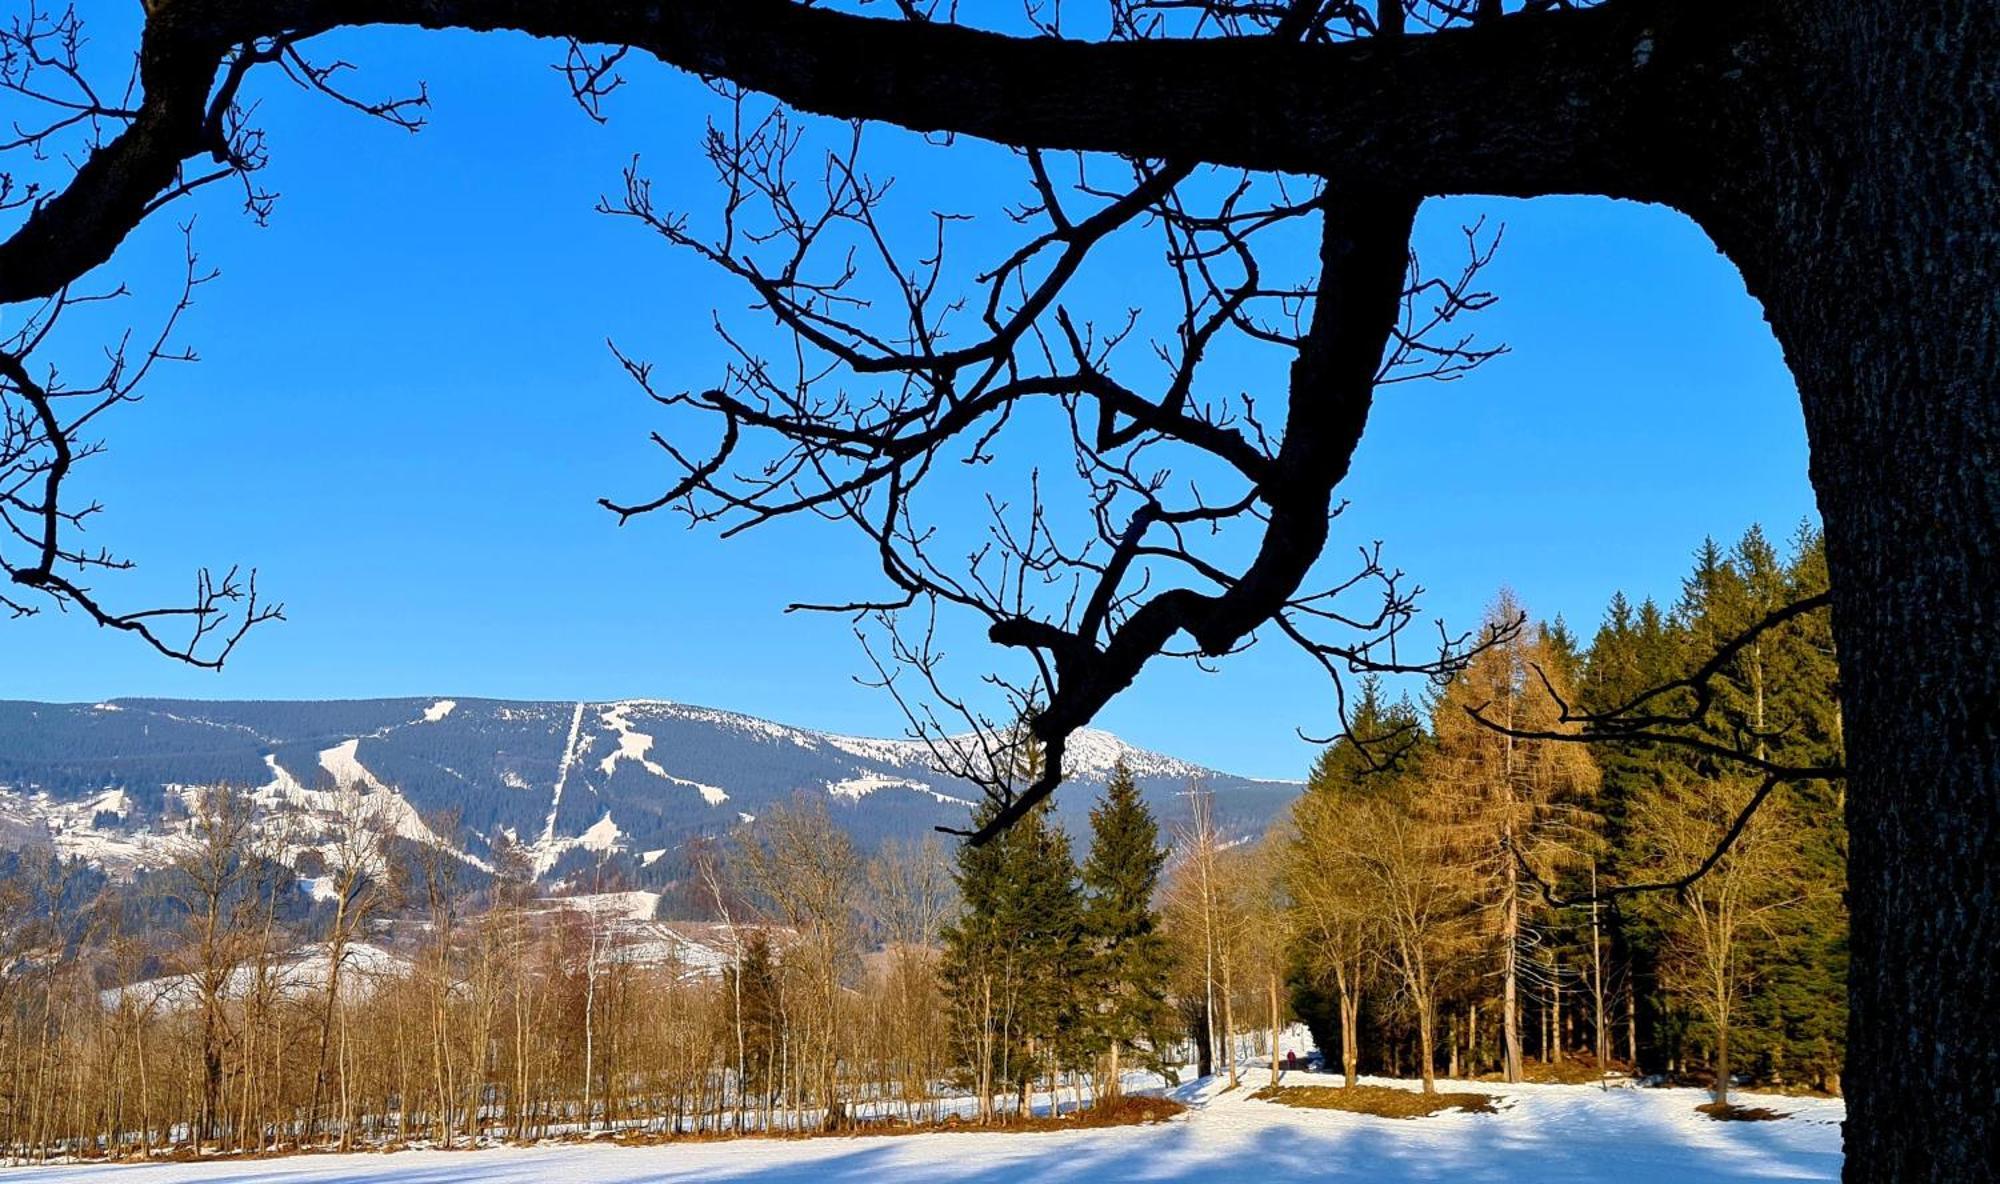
[1280,523,1844,1099]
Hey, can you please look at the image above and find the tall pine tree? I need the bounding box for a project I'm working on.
[1080,759,1173,1098]
[939,796,1088,1118]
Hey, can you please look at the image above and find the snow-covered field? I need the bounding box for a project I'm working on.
[0,1071,1843,1183]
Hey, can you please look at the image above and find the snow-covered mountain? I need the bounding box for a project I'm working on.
[0,697,1300,884]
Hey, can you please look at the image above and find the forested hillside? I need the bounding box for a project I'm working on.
[0,698,1297,884]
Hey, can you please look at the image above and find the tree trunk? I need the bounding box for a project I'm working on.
[1685,4,1998,1176]
[1714,1023,1731,1108]
[1501,880,1522,1083]
[1220,953,1237,1089]
[979,975,994,1123]
[1335,966,1359,1087]
[1468,1001,1479,1079]
[1624,978,1637,1071]
[200,1003,223,1151]
[1415,996,1436,1095]
[1672,2,2000,1176]
[1590,874,1607,1078]
[1268,972,1282,1085]
[1551,972,1563,1066]
[1190,1004,1213,1079]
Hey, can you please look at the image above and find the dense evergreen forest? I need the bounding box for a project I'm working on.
[1286,524,1844,1100]
[0,525,1842,1160]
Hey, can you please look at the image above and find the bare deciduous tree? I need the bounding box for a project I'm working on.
[1288,783,1384,1087]
[164,785,259,1149]
[737,797,863,1129]
[1634,776,1811,1106]
[1334,793,1468,1095]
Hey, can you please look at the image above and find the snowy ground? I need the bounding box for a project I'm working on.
[1,1070,1843,1183]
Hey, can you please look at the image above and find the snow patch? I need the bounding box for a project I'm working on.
[259,752,308,799]
[535,703,589,870]
[578,811,624,854]
[422,699,458,723]
[655,701,814,746]
[318,738,386,791]
[827,773,927,801]
[670,774,729,806]
[822,733,934,768]
[87,788,131,818]
[257,750,492,876]
[597,702,671,778]
[541,890,661,925]
[827,774,973,807]
[49,1066,1849,1181]
[103,941,412,1011]
[596,703,730,805]
[1057,727,1211,782]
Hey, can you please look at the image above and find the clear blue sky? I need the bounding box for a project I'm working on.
[0,21,1816,781]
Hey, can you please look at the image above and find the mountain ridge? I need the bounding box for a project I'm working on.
[0,696,1302,885]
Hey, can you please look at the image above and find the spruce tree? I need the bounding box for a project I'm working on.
[939,796,1088,1116]
[939,801,1012,1119]
[729,931,782,1101]
[1302,675,1401,799]
[1582,591,1688,1071]
[1745,525,1848,1092]
[1080,759,1173,1097]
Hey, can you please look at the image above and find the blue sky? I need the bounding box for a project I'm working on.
[0,22,1816,781]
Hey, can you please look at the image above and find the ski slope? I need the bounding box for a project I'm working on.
[2,1070,1842,1183]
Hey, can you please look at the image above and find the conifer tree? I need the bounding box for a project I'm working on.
[1756,525,1847,1094]
[1580,591,1687,1069]
[727,931,782,1106]
[939,796,1087,1117]
[1080,759,1173,1099]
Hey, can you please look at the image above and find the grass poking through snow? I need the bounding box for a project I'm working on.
[1252,1083,1497,1119]
[1696,1101,1790,1122]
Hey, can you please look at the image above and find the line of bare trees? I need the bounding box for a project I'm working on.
[0,781,1247,1164]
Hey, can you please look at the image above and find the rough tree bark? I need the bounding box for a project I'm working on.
[1677,5,1997,1176]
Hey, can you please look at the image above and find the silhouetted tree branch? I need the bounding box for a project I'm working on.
[592,64,1512,839]
[1468,592,1843,906]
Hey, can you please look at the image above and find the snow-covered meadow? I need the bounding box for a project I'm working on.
[1,1070,1843,1183]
